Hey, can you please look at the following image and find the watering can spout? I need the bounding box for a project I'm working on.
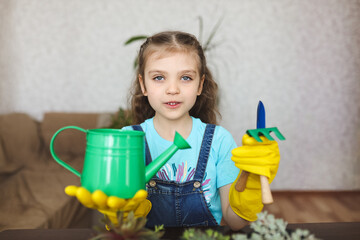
[145,131,191,182]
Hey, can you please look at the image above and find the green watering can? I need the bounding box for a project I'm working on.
[50,126,190,199]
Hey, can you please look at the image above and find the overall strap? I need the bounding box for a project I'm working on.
[193,124,216,181]
[132,125,152,165]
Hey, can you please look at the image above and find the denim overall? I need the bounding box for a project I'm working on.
[132,124,218,227]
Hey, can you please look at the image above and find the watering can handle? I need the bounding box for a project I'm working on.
[50,126,87,178]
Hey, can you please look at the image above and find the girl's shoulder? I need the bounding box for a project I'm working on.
[193,118,237,162]
[123,118,235,146]
[193,117,235,144]
[121,118,153,132]
[214,125,237,149]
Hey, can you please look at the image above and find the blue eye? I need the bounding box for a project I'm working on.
[153,76,164,81]
[182,76,192,81]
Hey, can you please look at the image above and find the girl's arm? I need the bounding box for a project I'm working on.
[220,134,280,231]
[219,183,249,230]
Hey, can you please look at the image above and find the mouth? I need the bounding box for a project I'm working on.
[165,101,181,108]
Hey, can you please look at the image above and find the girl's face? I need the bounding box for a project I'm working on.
[140,51,204,123]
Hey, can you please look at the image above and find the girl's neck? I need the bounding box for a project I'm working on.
[153,115,193,141]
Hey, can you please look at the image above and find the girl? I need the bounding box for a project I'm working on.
[67,31,280,231]
[124,31,244,228]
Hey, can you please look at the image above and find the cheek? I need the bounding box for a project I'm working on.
[145,95,158,111]
[187,89,200,104]
[189,86,202,97]
[144,88,161,106]
[142,80,156,94]
[144,86,159,97]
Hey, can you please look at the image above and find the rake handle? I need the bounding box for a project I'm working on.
[235,170,273,204]
[235,170,249,192]
[260,175,273,204]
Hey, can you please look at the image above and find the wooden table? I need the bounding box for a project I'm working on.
[0,222,359,240]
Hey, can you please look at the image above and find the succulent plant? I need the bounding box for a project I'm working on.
[232,211,320,240]
[91,211,164,240]
[92,211,318,240]
[181,228,230,240]
[181,211,319,240]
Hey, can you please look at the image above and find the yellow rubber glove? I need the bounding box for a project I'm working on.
[229,134,280,221]
[65,186,152,225]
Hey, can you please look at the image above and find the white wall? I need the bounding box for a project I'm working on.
[1,0,359,190]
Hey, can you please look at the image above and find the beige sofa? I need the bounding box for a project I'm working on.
[0,112,111,231]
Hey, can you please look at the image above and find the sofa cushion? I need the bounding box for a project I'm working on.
[0,168,89,230]
[0,132,20,182]
[0,135,7,169]
[41,113,100,158]
[0,113,42,169]
[0,112,99,231]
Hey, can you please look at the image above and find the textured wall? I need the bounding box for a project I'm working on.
[0,0,359,190]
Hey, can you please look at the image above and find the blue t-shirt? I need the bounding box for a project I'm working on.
[123,117,239,224]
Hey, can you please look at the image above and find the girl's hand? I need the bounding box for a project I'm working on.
[229,134,280,222]
[65,186,151,225]
[231,134,280,184]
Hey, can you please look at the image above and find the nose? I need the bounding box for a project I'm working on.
[166,80,180,95]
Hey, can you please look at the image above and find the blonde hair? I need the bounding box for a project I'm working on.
[129,31,220,124]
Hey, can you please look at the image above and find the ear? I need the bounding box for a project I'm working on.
[139,74,147,96]
[197,74,205,95]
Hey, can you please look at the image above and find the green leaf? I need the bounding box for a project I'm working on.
[124,35,148,45]
[203,16,224,52]
[198,16,204,43]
